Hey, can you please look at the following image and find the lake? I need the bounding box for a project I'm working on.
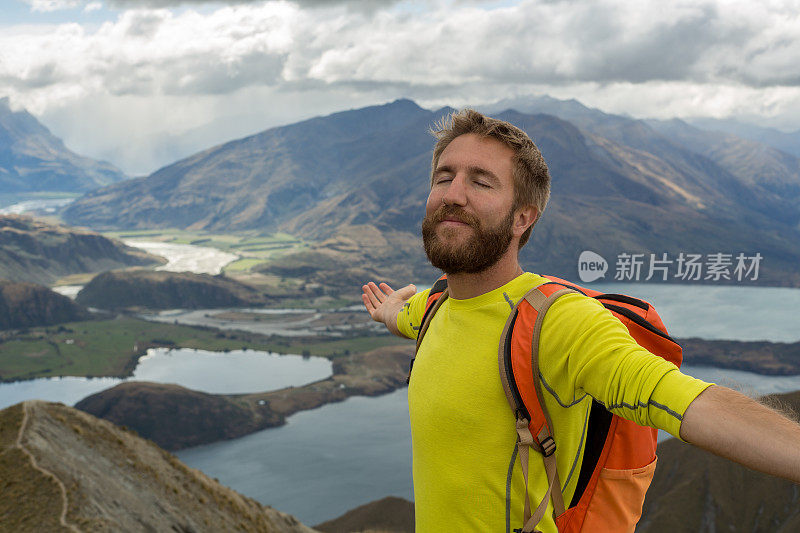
[0,348,332,410]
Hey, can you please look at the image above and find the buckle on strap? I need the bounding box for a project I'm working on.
[540,436,556,457]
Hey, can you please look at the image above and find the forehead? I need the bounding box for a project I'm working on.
[437,133,515,180]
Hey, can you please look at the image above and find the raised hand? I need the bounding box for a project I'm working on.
[361,281,417,337]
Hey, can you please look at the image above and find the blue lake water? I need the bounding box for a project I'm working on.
[179,388,414,526]
[0,348,332,410]
[585,281,800,342]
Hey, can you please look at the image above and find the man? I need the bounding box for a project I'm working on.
[361,110,800,532]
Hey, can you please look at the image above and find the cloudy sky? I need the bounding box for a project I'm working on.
[3,0,800,175]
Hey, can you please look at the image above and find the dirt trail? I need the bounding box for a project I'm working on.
[15,401,81,533]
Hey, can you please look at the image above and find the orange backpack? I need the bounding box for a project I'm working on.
[409,274,682,533]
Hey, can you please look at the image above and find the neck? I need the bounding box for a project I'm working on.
[445,252,525,300]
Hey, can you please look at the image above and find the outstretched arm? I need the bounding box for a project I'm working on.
[361,282,417,338]
[680,385,800,483]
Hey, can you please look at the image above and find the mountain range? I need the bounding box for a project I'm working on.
[0,97,127,193]
[60,97,800,287]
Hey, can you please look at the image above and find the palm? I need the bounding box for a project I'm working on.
[361,282,416,326]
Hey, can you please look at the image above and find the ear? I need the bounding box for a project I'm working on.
[513,205,538,238]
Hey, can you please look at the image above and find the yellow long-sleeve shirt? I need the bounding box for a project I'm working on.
[397,272,711,532]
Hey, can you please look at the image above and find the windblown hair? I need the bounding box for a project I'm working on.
[430,109,550,248]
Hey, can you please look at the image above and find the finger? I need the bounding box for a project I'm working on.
[396,284,417,300]
[361,293,375,314]
[379,282,394,295]
[364,283,382,307]
[367,282,387,303]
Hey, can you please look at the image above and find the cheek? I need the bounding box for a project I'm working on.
[425,191,441,216]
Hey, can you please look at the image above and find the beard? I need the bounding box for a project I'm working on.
[421,204,515,274]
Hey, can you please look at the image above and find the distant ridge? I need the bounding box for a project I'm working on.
[0,280,90,330]
[0,97,127,192]
[0,215,162,285]
[0,400,317,532]
[76,269,269,310]
[686,116,800,159]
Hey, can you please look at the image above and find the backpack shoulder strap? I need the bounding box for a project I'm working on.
[499,281,579,531]
[406,275,448,384]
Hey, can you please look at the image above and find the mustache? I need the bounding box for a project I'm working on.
[426,205,481,228]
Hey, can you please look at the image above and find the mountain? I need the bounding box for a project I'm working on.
[0,280,90,330]
[0,400,316,532]
[76,269,270,310]
[63,98,800,287]
[484,95,800,227]
[645,118,800,227]
[0,214,163,285]
[686,117,800,159]
[63,98,437,232]
[0,97,127,192]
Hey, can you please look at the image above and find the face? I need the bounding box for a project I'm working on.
[422,133,532,274]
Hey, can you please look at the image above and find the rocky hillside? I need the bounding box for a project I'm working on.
[75,382,282,450]
[0,97,126,192]
[63,98,800,287]
[0,400,316,532]
[314,496,415,533]
[0,280,90,330]
[0,215,162,285]
[76,269,269,310]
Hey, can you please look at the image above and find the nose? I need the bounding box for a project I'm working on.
[441,174,467,207]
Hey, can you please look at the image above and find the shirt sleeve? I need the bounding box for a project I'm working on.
[539,293,712,439]
[396,288,431,340]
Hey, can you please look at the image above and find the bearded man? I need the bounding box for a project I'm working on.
[361,109,800,532]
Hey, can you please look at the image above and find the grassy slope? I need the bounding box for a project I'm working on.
[0,317,408,382]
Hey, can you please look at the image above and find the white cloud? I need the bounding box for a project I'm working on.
[5,0,800,173]
[7,0,800,112]
[23,0,82,12]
